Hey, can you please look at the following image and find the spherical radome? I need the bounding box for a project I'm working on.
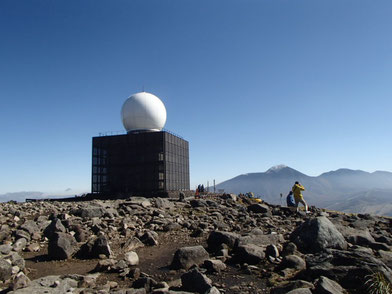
[121,92,167,133]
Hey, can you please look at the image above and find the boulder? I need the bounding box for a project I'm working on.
[221,194,237,202]
[12,238,27,252]
[271,280,314,294]
[0,258,12,282]
[248,203,270,214]
[336,225,375,246]
[181,268,212,294]
[7,275,79,294]
[204,259,227,273]
[314,276,345,294]
[190,199,208,208]
[281,255,306,270]
[48,232,77,260]
[233,244,265,265]
[140,231,159,246]
[207,231,240,252]
[291,216,347,253]
[72,205,107,218]
[11,272,31,290]
[128,197,152,208]
[92,235,112,257]
[155,198,173,209]
[43,219,66,239]
[237,233,285,247]
[20,220,39,235]
[171,246,210,270]
[6,252,25,270]
[300,249,392,290]
[123,237,145,251]
[0,244,12,255]
[125,251,139,266]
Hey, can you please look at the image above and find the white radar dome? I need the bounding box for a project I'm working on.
[121,92,167,133]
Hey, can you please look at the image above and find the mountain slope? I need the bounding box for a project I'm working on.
[216,165,392,215]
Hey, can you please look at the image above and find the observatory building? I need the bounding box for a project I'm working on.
[91,92,190,197]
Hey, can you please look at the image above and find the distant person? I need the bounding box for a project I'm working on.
[292,181,309,213]
[195,188,200,199]
[286,191,296,207]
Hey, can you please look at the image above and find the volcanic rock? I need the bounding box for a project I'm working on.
[291,216,347,253]
[171,245,210,270]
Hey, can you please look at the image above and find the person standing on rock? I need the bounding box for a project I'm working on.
[292,181,309,213]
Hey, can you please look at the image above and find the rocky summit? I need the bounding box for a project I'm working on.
[0,195,392,294]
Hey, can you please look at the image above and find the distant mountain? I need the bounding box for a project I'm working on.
[325,189,392,216]
[216,165,392,216]
[0,191,84,202]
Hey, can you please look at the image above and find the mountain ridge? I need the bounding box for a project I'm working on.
[216,165,392,216]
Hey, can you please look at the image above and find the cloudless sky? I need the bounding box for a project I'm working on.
[0,0,391,195]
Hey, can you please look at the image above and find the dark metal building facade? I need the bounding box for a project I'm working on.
[92,131,190,196]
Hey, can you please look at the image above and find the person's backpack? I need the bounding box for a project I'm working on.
[286,191,295,207]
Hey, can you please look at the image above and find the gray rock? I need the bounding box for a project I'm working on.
[233,244,265,265]
[0,244,12,255]
[271,280,314,294]
[155,198,173,209]
[71,224,88,242]
[171,245,210,270]
[286,289,312,294]
[20,220,39,235]
[181,268,212,294]
[13,238,27,252]
[281,255,306,270]
[125,251,139,266]
[6,252,25,270]
[282,242,298,257]
[73,205,107,218]
[123,237,145,251]
[128,197,152,208]
[93,235,112,257]
[190,199,208,208]
[48,232,77,260]
[14,230,30,241]
[369,242,390,251]
[315,276,344,294]
[379,250,392,268]
[207,231,240,252]
[11,272,31,290]
[204,259,227,273]
[140,231,159,246]
[291,216,347,253]
[8,275,78,294]
[0,258,12,282]
[43,219,66,239]
[301,249,392,290]
[221,194,237,202]
[237,233,285,247]
[133,277,158,292]
[247,203,270,214]
[336,225,375,246]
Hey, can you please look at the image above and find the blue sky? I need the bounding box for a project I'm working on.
[0,0,391,195]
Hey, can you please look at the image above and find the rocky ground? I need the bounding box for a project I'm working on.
[1,194,392,294]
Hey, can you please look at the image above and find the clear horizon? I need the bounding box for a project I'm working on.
[1,0,391,195]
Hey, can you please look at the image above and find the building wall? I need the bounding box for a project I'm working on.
[92,131,189,196]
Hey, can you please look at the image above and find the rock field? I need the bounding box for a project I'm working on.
[1,194,392,294]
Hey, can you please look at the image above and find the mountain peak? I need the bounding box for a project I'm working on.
[266,165,288,173]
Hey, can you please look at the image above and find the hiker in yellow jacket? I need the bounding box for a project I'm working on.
[292,181,309,213]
